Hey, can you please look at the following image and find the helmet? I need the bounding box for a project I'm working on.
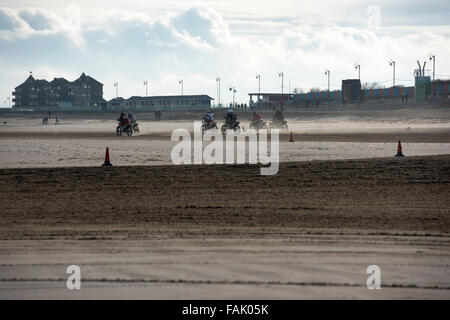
[227,109,233,114]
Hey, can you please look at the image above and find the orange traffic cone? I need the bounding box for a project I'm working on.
[289,132,294,142]
[102,147,113,166]
[395,140,404,157]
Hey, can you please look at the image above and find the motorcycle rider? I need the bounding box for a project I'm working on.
[118,111,126,122]
[225,109,237,128]
[272,108,285,124]
[203,109,215,128]
[117,111,130,128]
[252,111,263,127]
[127,111,136,125]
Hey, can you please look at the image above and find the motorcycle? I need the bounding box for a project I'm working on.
[269,119,288,129]
[201,120,218,135]
[249,119,268,130]
[221,119,240,135]
[116,120,133,136]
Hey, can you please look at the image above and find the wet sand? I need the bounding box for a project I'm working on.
[0,156,449,299]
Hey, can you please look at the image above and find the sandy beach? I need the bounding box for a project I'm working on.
[0,106,449,299]
[0,156,449,299]
[0,108,449,168]
[2,0,450,306]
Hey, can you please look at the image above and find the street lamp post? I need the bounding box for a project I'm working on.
[278,72,284,94]
[256,74,261,96]
[325,70,330,106]
[229,86,236,108]
[114,82,118,98]
[216,77,221,108]
[179,80,183,96]
[389,60,395,103]
[6,96,11,108]
[429,54,435,96]
[355,63,360,80]
[143,81,148,97]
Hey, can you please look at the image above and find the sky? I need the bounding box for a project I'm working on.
[0,0,449,106]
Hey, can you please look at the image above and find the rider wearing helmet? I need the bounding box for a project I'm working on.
[118,111,126,122]
[272,108,284,123]
[252,111,263,121]
[118,111,129,128]
[127,111,136,124]
[203,109,215,127]
[251,111,264,128]
[225,109,237,127]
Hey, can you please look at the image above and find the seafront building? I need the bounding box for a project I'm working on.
[12,73,213,111]
[11,71,448,111]
[12,73,106,110]
[108,95,214,111]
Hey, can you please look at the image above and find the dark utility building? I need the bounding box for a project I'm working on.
[12,72,105,110]
[341,79,361,104]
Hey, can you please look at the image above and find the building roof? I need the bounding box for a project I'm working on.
[15,73,103,90]
[109,97,126,102]
[72,72,103,86]
[35,79,50,85]
[51,77,71,86]
[124,95,214,102]
[15,75,35,89]
[248,93,294,96]
[90,97,107,102]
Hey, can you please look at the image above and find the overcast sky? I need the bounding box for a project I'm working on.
[1,0,449,105]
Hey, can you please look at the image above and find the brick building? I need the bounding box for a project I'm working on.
[12,72,106,110]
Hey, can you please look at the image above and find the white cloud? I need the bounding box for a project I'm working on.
[0,3,449,105]
[0,6,83,46]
